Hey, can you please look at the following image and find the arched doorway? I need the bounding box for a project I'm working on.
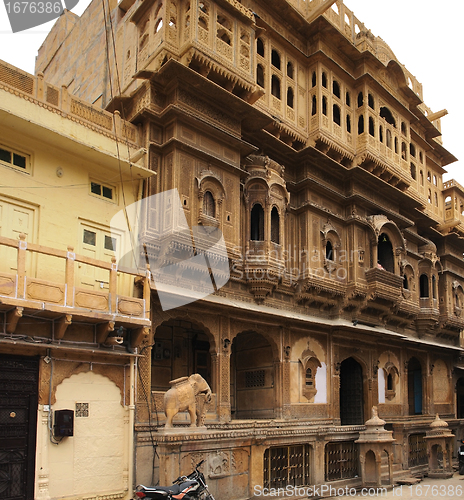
[340,357,364,425]
[378,233,394,272]
[151,319,213,392]
[364,450,376,484]
[407,357,422,415]
[456,377,464,419]
[231,331,275,419]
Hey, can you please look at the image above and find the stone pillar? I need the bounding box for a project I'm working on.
[313,439,326,485]
[217,323,231,422]
[158,443,182,486]
[333,360,341,425]
[249,442,266,497]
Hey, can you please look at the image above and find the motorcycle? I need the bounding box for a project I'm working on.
[135,460,215,500]
[459,441,464,475]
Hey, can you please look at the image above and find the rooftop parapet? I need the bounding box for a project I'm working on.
[0,58,140,146]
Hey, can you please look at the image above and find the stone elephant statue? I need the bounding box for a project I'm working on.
[164,373,212,428]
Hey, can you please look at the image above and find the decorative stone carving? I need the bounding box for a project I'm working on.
[164,374,212,428]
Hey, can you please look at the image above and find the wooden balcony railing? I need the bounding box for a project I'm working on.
[0,234,151,336]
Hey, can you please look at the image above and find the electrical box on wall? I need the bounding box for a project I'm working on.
[54,409,74,437]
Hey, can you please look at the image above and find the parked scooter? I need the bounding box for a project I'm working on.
[135,460,215,500]
[459,441,464,475]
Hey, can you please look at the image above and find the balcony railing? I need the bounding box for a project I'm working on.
[0,234,150,341]
[0,59,139,145]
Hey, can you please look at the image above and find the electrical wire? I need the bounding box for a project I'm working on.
[100,0,159,486]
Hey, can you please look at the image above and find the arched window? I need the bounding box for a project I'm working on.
[385,130,392,149]
[401,142,407,160]
[368,117,375,136]
[287,61,294,79]
[287,87,294,108]
[346,114,351,133]
[401,121,407,135]
[346,91,351,107]
[333,104,341,126]
[199,1,208,14]
[322,96,327,116]
[271,49,280,69]
[410,163,416,180]
[333,80,340,98]
[256,64,264,88]
[326,240,333,261]
[379,125,384,143]
[257,37,264,56]
[419,274,429,298]
[357,92,364,107]
[203,190,215,217]
[368,93,374,109]
[251,204,264,241]
[420,170,424,185]
[380,107,396,127]
[403,274,408,290]
[311,71,316,88]
[378,233,394,273]
[271,75,281,99]
[311,95,317,116]
[322,72,327,88]
[387,373,393,391]
[410,143,416,157]
[358,115,364,134]
[271,207,280,244]
[218,28,231,45]
[432,275,437,299]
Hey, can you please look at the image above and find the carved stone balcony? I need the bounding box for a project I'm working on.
[365,268,403,305]
[244,241,285,302]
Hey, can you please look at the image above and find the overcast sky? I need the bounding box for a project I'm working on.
[0,0,462,183]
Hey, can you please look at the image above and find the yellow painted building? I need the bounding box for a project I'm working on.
[0,60,153,499]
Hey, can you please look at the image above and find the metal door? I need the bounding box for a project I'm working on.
[0,355,39,500]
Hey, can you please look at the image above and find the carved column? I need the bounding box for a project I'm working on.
[136,335,152,423]
[371,236,378,269]
[217,317,231,422]
[333,360,341,425]
[281,330,291,418]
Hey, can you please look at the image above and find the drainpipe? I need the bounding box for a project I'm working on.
[128,356,136,496]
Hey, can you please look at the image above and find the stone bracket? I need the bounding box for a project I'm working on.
[6,307,23,333]
[96,321,115,344]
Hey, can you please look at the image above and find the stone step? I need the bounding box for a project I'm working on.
[395,477,422,485]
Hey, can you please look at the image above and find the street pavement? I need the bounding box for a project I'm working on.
[330,473,464,500]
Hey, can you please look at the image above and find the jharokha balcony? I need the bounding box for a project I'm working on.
[0,234,150,348]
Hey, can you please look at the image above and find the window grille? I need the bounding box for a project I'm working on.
[408,434,427,467]
[245,370,265,388]
[264,445,311,489]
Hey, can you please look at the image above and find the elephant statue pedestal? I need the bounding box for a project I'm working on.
[162,374,212,430]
